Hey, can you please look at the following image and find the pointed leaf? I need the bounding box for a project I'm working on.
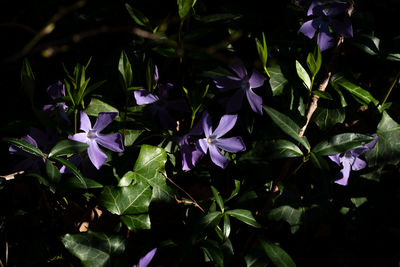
[263,106,310,151]
[268,205,303,234]
[125,4,151,28]
[312,107,345,131]
[295,60,311,90]
[118,50,133,90]
[121,214,151,231]
[84,98,119,118]
[260,239,296,267]
[48,139,89,158]
[267,139,304,159]
[52,156,87,189]
[123,129,144,147]
[4,137,44,158]
[312,133,374,156]
[177,0,194,19]
[211,186,224,212]
[223,213,231,239]
[46,159,61,185]
[226,209,260,228]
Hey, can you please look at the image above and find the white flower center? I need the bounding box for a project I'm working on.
[207,137,213,144]
[87,130,97,139]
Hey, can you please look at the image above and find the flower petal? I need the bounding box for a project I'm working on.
[327,1,349,17]
[134,89,159,105]
[351,157,366,171]
[214,76,242,92]
[229,57,248,79]
[197,138,209,154]
[137,248,157,267]
[213,114,238,138]
[365,135,378,150]
[69,133,88,144]
[214,137,246,153]
[317,24,336,51]
[328,154,341,166]
[249,69,265,89]
[79,111,92,132]
[46,81,65,99]
[330,18,353,38]
[96,133,124,152]
[299,20,318,39]
[226,88,245,114]
[87,140,108,170]
[93,112,118,132]
[181,144,204,171]
[246,88,263,115]
[334,160,351,186]
[307,1,323,16]
[209,145,229,169]
[202,111,213,138]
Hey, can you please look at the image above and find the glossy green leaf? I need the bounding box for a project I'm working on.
[201,239,224,267]
[263,106,310,151]
[121,214,151,231]
[100,183,151,215]
[312,133,374,156]
[125,4,151,28]
[61,232,126,267]
[52,156,87,189]
[123,129,144,147]
[295,60,311,90]
[268,205,303,234]
[351,34,380,56]
[223,214,231,239]
[4,137,44,158]
[177,0,194,19]
[331,74,379,106]
[365,111,400,166]
[260,239,296,267]
[45,159,61,185]
[85,98,119,118]
[48,140,88,158]
[255,32,268,70]
[226,209,260,228]
[312,106,345,131]
[61,176,103,189]
[133,145,174,201]
[118,171,135,187]
[267,139,304,159]
[269,65,288,96]
[225,179,241,202]
[118,50,133,90]
[200,211,223,230]
[312,90,333,100]
[211,186,224,212]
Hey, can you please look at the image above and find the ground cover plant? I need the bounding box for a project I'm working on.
[1,0,400,266]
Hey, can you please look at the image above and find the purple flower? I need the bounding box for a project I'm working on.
[134,248,157,267]
[42,81,70,124]
[69,111,124,170]
[299,1,353,51]
[214,57,265,115]
[328,136,378,186]
[196,112,246,169]
[134,84,188,130]
[177,116,205,171]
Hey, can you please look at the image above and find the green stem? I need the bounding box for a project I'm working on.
[381,70,400,106]
[74,109,78,134]
[264,66,270,78]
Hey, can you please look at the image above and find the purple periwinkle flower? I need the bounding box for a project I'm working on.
[134,248,157,267]
[134,83,188,130]
[69,111,124,170]
[299,1,353,51]
[214,57,265,115]
[328,136,378,186]
[42,81,70,124]
[196,112,246,169]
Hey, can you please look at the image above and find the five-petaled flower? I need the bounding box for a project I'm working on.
[299,1,353,51]
[197,111,246,169]
[328,136,378,186]
[134,248,157,267]
[42,81,70,124]
[214,57,265,115]
[69,111,124,170]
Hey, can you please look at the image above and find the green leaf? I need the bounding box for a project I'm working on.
[312,107,345,131]
[52,156,87,189]
[223,214,231,239]
[331,74,379,106]
[125,4,151,28]
[306,52,317,77]
[20,58,35,104]
[312,133,374,156]
[255,32,268,69]
[118,171,135,187]
[48,140,88,158]
[268,205,303,234]
[260,239,296,267]
[46,159,61,186]
[295,60,311,90]
[269,65,288,96]
[310,152,329,171]
[121,214,151,231]
[312,90,333,100]
[123,129,143,147]
[4,137,45,158]
[351,34,380,56]
[226,209,260,228]
[177,0,194,19]
[365,111,400,166]
[201,239,224,267]
[118,50,133,90]
[133,145,174,201]
[200,211,223,230]
[225,179,241,202]
[211,186,224,212]
[84,98,119,119]
[100,183,152,215]
[61,232,126,267]
[61,176,103,189]
[263,106,310,151]
[266,139,304,159]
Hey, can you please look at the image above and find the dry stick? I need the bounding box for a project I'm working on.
[161,172,206,214]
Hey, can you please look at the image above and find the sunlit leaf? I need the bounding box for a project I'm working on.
[226,209,260,228]
[312,133,374,156]
[295,60,311,90]
[48,140,88,158]
[260,239,296,267]
[269,65,288,96]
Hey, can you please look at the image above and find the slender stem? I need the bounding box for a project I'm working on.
[381,70,400,106]
[74,109,78,134]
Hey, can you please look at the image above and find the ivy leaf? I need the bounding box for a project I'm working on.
[84,98,119,118]
[263,106,310,151]
[312,133,374,156]
[133,145,174,201]
[259,239,296,267]
[61,231,126,267]
[121,214,151,231]
[48,139,88,158]
[365,111,400,166]
[123,129,144,147]
[225,209,260,228]
[312,106,345,131]
[268,205,303,234]
[269,65,288,96]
